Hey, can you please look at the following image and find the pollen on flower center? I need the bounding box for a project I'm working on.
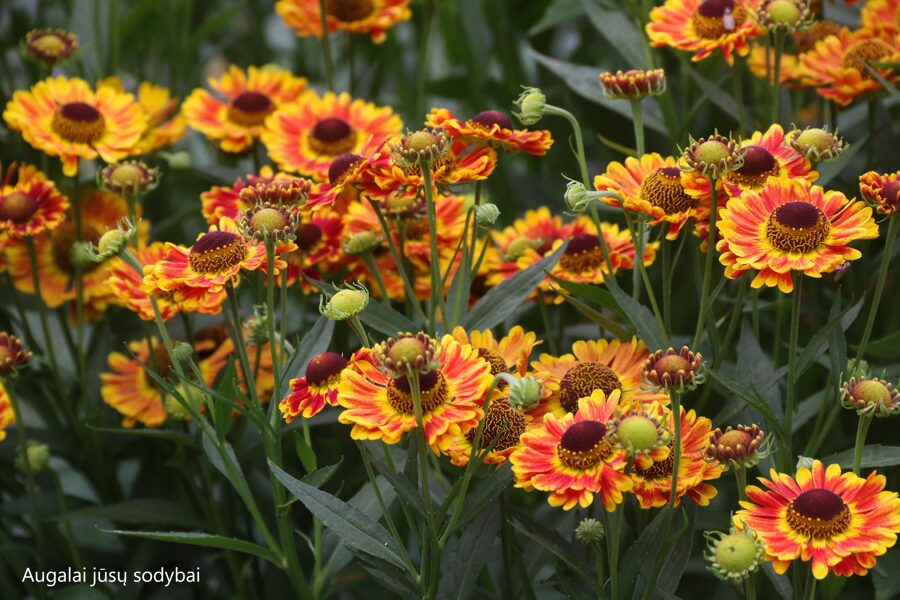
[386,369,450,414]
[478,347,509,377]
[730,145,779,187]
[635,441,676,479]
[33,33,67,55]
[692,0,746,38]
[766,201,829,253]
[227,91,274,127]
[786,489,851,538]
[305,351,348,386]
[328,152,364,184]
[308,118,357,156]
[558,362,622,413]
[851,380,893,407]
[188,230,247,274]
[641,167,697,214]
[842,40,892,78]
[466,396,525,452]
[51,101,105,143]
[326,0,375,22]
[51,223,101,274]
[559,233,605,274]
[718,429,753,451]
[469,110,513,131]
[0,191,40,224]
[295,222,323,252]
[558,420,612,469]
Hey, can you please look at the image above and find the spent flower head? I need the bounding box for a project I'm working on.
[642,346,705,392]
[758,0,813,32]
[574,518,606,545]
[0,332,31,378]
[682,132,743,179]
[786,126,846,163]
[513,86,546,126]
[841,376,900,418]
[99,160,160,195]
[376,332,440,377]
[608,406,670,468]
[23,29,78,66]
[599,69,666,100]
[392,129,451,170]
[704,527,765,582]
[342,230,384,256]
[319,282,369,321]
[240,202,296,242]
[707,424,768,468]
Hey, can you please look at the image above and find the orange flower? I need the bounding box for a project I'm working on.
[737,461,900,579]
[183,65,308,153]
[3,76,147,176]
[284,208,347,290]
[108,242,180,321]
[630,404,723,508]
[98,77,186,155]
[100,338,172,428]
[511,391,632,511]
[798,29,900,106]
[0,163,69,238]
[859,170,900,215]
[716,177,878,293]
[450,326,541,378]
[425,107,553,155]
[861,0,900,38]
[280,352,348,421]
[442,390,533,467]
[530,337,668,419]
[276,0,411,43]
[485,206,572,288]
[262,91,402,180]
[647,0,763,64]
[337,337,492,449]
[594,153,709,240]
[200,167,300,224]
[0,382,14,442]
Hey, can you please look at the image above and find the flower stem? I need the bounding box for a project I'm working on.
[362,251,390,302]
[851,414,873,475]
[853,215,898,370]
[692,178,719,348]
[732,56,747,135]
[783,273,803,470]
[421,161,445,334]
[735,464,748,501]
[771,30,785,124]
[407,367,439,599]
[24,236,64,396]
[606,505,623,600]
[318,0,334,91]
[630,98,645,156]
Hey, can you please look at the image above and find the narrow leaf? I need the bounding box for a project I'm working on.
[100,529,281,565]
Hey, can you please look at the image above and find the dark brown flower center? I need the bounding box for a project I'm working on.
[559,233,605,274]
[635,441,676,479]
[842,40,892,79]
[51,222,101,275]
[558,362,622,413]
[882,181,900,208]
[477,347,509,377]
[786,489,851,539]
[766,201,829,253]
[692,0,746,38]
[326,0,375,22]
[730,145,779,188]
[640,167,697,214]
[227,91,274,127]
[51,101,105,144]
[557,420,612,470]
[469,110,513,131]
[386,369,449,414]
[308,118,357,157]
[188,230,247,274]
[295,222,323,252]
[466,397,526,452]
[0,191,40,224]
[328,152,364,184]
[306,351,348,386]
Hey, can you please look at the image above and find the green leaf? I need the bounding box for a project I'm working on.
[302,458,343,488]
[359,295,419,336]
[762,563,792,600]
[438,504,501,600]
[285,316,335,383]
[822,445,900,469]
[361,443,428,517]
[873,547,900,600]
[100,529,281,565]
[462,241,568,330]
[856,331,900,359]
[85,424,197,447]
[685,65,739,117]
[455,463,514,530]
[356,553,420,599]
[528,0,583,35]
[557,290,633,340]
[583,0,648,69]
[511,514,600,593]
[620,508,668,596]
[59,499,202,529]
[656,503,696,595]
[707,368,786,444]
[606,283,666,350]
[547,273,624,316]
[737,319,782,422]
[796,296,863,375]
[212,362,238,440]
[269,461,410,572]
[203,436,254,507]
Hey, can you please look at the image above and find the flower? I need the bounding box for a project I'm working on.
[240,203,296,242]
[0,162,69,238]
[841,377,900,417]
[109,242,180,321]
[336,336,492,449]
[100,338,173,427]
[183,65,307,153]
[24,29,78,66]
[859,170,900,216]
[200,167,301,224]
[486,206,570,286]
[3,76,147,176]
[99,160,159,195]
[0,333,30,377]
[681,132,743,179]
[737,460,900,579]
[599,69,667,100]
[443,391,531,466]
[642,346,704,391]
[276,0,411,44]
[513,86,546,126]
[284,208,347,289]
[798,29,900,106]
[425,108,553,155]
[0,383,14,441]
[630,405,724,508]
[262,91,402,180]
[320,282,369,320]
[575,518,606,544]
[510,391,632,511]
[143,217,289,314]
[647,0,763,64]
[450,326,540,378]
[280,352,349,421]
[704,527,765,581]
[707,423,766,467]
[531,337,668,418]
[786,126,847,163]
[757,0,812,32]
[716,177,879,293]
[608,403,671,469]
[861,0,900,38]
[98,77,187,155]
[308,151,375,211]
[594,153,708,240]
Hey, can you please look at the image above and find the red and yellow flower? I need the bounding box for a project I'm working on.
[594,153,709,240]
[716,177,878,293]
[200,167,302,224]
[108,242,180,321]
[262,91,402,180]
[0,163,68,238]
[100,338,172,428]
[0,383,13,441]
[647,0,763,64]
[425,107,553,155]
[276,0,411,44]
[280,352,348,421]
[284,208,347,290]
[3,76,147,176]
[485,206,571,287]
[99,77,186,155]
[450,326,540,378]
[443,390,533,467]
[183,65,308,154]
[531,337,668,418]
[862,0,900,38]
[630,405,723,508]
[511,391,632,511]
[859,170,900,216]
[798,29,900,106]
[737,460,900,579]
[336,336,492,449]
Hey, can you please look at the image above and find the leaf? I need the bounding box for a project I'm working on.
[796,296,863,376]
[707,368,785,443]
[547,273,624,316]
[762,563,792,600]
[59,499,202,529]
[737,319,782,422]
[822,445,900,469]
[85,424,197,447]
[606,283,666,350]
[362,443,428,517]
[656,503,696,595]
[856,331,900,359]
[203,436,254,508]
[873,547,900,600]
[511,514,598,592]
[356,553,420,599]
[286,316,335,383]
[212,362,238,439]
[583,0,648,69]
[437,504,501,600]
[359,295,419,336]
[302,458,343,488]
[816,134,867,186]
[100,530,281,565]
[528,0,583,35]
[269,461,410,572]
[686,65,739,117]
[620,508,668,596]
[455,463,514,530]
[462,241,568,330]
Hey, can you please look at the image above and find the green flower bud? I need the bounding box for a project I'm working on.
[507,375,542,411]
[320,283,369,321]
[475,203,500,227]
[16,441,50,473]
[574,518,605,545]
[513,86,546,126]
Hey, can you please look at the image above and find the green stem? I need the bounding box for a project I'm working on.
[71,176,87,396]
[318,0,334,91]
[735,464,748,501]
[783,273,803,470]
[421,161,445,334]
[630,98,645,156]
[24,237,65,396]
[851,415,873,475]
[265,241,282,405]
[537,291,559,356]
[853,215,898,369]
[347,315,370,347]
[662,237,672,332]
[407,367,439,599]
[362,252,390,302]
[50,468,83,569]
[606,505,623,600]
[693,178,719,348]
[771,30,785,124]
[226,287,261,406]
[543,105,589,187]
